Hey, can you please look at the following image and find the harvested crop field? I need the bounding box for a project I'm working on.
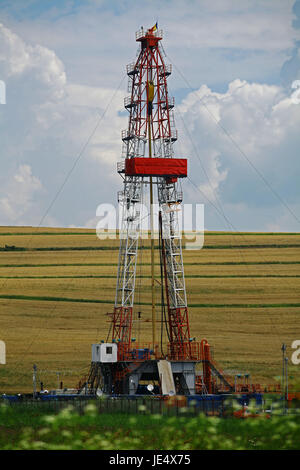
[0,227,299,392]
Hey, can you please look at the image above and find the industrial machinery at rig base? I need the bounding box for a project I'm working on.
[79,25,279,398]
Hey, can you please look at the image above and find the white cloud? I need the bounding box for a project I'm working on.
[63,83,126,167]
[0,164,42,224]
[178,79,300,230]
[3,0,299,90]
[0,2,300,231]
[0,22,66,97]
[0,22,125,226]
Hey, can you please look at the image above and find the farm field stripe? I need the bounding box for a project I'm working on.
[1,294,300,308]
[1,244,300,251]
[189,303,300,308]
[1,261,300,268]
[0,294,112,304]
[0,232,96,236]
[1,274,300,279]
[200,232,300,236]
[0,231,299,235]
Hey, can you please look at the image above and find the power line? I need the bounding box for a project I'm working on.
[3,75,126,375]
[172,78,287,345]
[37,74,126,228]
[186,176,287,344]
[167,55,300,226]
[175,80,300,286]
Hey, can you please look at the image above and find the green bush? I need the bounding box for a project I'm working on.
[0,401,299,450]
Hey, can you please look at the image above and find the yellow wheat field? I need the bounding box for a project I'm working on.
[0,227,299,392]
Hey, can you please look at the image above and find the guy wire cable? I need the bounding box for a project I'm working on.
[167,54,300,226]
[172,81,297,344]
[4,75,127,376]
[0,73,127,291]
[186,175,286,344]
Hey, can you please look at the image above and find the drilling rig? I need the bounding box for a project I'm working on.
[82,25,236,397]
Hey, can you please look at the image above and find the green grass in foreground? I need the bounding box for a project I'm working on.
[0,402,299,450]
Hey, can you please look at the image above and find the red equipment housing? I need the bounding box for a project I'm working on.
[125,157,187,178]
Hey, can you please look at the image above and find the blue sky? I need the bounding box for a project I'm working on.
[0,0,300,231]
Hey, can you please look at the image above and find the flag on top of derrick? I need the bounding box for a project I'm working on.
[149,22,158,32]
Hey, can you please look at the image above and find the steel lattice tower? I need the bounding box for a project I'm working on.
[81,26,244,396]
[112,25,193,361]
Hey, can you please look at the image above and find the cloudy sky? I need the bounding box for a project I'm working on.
[0,0,300,231]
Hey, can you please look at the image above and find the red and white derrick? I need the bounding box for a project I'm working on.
[112,26,193,361]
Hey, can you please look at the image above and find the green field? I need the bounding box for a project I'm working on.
[0,400,299,450]
[0,227,299,393]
